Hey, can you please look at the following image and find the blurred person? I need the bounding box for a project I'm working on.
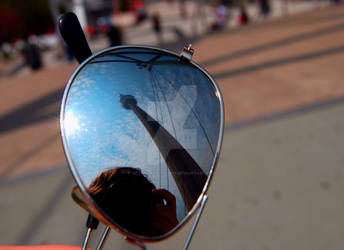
[211,3,229,31]
[133,0,147,24]
[99,16,123,47]
[151,12,163,44]
[259,0,271,18]
[106,23,123,47]
[22,37,42,70]
[98,17,109,33]
[238,5,249,26]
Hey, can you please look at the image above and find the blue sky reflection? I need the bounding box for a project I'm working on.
[63,48,220,220]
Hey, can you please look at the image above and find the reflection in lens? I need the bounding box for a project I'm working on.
[62,47,221,237]
[88,167,178,236]
[64,110,81,135]
[119,94,207,211]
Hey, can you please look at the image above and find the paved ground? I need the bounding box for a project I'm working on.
[1,0,342,178]
[1,97,343,250]
[1,1,344,249]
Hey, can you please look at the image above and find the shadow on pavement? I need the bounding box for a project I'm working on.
[0,133,60,178]
[227,96,344,131]
[201,22,344,67]
[0,89,63,135]
[2,20,344,136]
[213,45,344,79]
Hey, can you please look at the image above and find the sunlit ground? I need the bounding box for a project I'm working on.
[0,1,344,248]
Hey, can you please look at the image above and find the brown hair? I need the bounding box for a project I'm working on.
[88,167,157,235]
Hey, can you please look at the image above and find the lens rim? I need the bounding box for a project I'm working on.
[60,45,224,242]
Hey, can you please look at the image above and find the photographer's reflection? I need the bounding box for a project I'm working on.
[88,167,178,236]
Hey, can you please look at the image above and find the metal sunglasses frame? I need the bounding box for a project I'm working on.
[60,45,225,243]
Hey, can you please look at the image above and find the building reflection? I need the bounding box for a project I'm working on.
[120,94,207,210]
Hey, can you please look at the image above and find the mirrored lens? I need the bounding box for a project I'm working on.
[62,47,221,237]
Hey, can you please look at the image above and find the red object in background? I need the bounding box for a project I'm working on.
[133,0,143,10]
[238,10,249,26]
[99,23,108,33]
[85,25,96,36]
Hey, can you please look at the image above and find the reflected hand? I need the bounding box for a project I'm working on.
[151,189,178,233]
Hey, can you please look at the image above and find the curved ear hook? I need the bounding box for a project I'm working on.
[58,12,92,63]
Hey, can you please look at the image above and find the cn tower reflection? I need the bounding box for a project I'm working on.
[120,94,207,211]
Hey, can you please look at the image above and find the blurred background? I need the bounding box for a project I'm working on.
[1,0,344,249]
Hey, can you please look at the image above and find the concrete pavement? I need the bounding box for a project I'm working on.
[1,1,344,249]
[1,97,343,249]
